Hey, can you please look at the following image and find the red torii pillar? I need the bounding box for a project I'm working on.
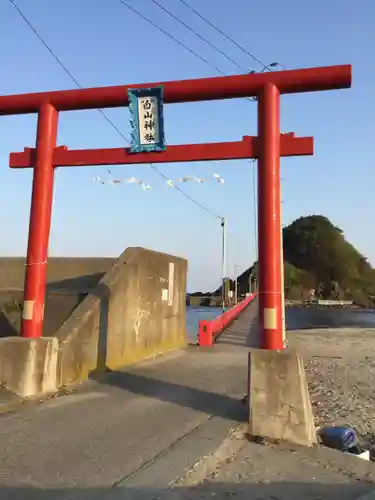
[3,64,351,347]
[258,83,283,349]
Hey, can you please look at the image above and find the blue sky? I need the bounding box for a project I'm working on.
[0,0,373,292]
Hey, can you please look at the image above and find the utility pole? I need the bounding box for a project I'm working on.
[233,264,241,304]
[221,217,227,312]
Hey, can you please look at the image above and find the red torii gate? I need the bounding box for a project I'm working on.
[3,64,351,348]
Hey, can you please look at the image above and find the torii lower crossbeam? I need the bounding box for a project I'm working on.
[10,134,313,168]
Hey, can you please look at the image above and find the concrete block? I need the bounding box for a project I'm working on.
[248,348,317,447]
[0,337,58,397]
[57,247,188,387]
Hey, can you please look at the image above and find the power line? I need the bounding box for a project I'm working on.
[9,0,222,220]
[166,2,283,260]
[116,1,274,103]
[116,0,283,257]
[146,0,263,259]
[117,0,226,76]
[176,0,273,71]
[9,0,127,137]
[148,0,248,73]
[116,0,275,258]
[10,0,81,87]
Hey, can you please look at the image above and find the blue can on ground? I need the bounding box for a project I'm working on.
[319,426,358,452]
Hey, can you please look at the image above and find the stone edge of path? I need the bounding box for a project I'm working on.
[173,423,247,488]
[0,384,78,417]
[115,412,375,499]
[115,414,247,491]
[0,387,29,416]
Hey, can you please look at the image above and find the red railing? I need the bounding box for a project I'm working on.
[198,292,258,346]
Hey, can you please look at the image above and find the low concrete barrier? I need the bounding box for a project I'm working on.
[248,349,317,447]
[57,247,188,386]
[0,337,58,397]
[198,292,257,346]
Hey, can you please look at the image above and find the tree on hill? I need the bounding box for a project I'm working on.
[283,215,375,304]
[209,215,375,307]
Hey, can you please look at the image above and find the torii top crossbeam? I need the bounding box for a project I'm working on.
[0,65,351,114]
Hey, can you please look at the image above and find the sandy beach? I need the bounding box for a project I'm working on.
[289,327,375,446]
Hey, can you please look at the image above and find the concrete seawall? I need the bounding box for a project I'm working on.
[188,296,222,308]
[0,257,115,339]
[0,247,188,396]
[0,256,115,290]
[0,290,88,338]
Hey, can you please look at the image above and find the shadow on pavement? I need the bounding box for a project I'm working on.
[0,481,371,499]
[96,370,247,422]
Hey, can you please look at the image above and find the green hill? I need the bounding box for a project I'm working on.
[221,215,375,308]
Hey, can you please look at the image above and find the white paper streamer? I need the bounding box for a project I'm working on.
[93,175,152,190]
[213,173,225,185]
[92,172,224,190]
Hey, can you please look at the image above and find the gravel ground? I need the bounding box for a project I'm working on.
[288,328,375,446]
[166,426,375,500]
[168,439,375,500]
[160,327,375,500]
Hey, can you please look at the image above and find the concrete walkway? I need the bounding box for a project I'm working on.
[0,302,258,498]
[1,303,375,500]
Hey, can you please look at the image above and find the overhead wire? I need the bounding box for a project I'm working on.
[116,1,283,275]
[8,0,222,220]
[168,0,286,264]
[169,0,267,264]
[10,0,281,245]
[117,0,226,77]
[115,0,282,260]
[148,0,248,73]
[116,0,277,103]
[176,0,279,71]
[146,0,265,263]
[117,0,273,271]
[10,0,129,139]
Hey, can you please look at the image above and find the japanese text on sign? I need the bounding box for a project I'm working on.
[128,86,165,153]
[138,96,160,145]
